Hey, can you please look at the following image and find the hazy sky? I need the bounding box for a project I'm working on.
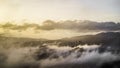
[0,0,120,23]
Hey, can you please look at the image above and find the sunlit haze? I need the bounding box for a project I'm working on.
[0,0,120,23]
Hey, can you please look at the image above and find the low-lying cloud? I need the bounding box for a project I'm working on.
[0,44,120,68]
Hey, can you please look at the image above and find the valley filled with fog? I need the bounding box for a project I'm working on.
[0,43,120,68]
[0,21,120,68]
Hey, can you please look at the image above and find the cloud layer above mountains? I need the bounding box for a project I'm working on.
[1,20,120,32]
[39,20,120,32]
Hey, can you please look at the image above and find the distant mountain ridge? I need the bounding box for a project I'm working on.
[0,32,120,48]
[58,32,120,47]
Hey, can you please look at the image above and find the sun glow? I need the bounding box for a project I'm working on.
[0,0,119,23]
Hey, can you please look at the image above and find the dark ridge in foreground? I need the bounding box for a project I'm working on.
[100,60,120,68]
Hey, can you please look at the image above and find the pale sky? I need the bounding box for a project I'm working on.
[0,0,120,23]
